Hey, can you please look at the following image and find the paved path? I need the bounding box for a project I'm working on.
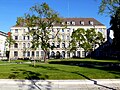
[0,79,120,90]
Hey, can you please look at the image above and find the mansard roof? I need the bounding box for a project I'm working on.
[13,18,105,27]
[60,18,104,26]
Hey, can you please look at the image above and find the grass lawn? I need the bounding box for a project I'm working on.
[0,58,120,80]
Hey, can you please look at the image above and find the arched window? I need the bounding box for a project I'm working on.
[51,51,55,57]
[62,51,65,58]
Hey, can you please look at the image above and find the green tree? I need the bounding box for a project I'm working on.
[6,32,15,62]
[71,28,85,51]
[16,3,62,63]
[99,0,120,15]
[99,0,120,50]
[71,28,104,57]
[110,7,120,50]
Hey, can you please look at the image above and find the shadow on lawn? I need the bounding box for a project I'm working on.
[9,68,49,80]
[28,64,117,90]
[49,60,120,77]
[9,68,52,90]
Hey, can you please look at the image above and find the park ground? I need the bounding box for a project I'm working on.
[0,58,120,80]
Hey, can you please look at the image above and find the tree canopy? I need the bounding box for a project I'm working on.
[110,7,120,50]
[16,3,62,63]
[99,0,120,15]
[71,28,104,56]
[99,0,120,51]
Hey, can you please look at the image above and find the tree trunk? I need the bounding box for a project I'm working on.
[8,45,11,62]
[8,51,10,62]
[44,50,47,63]
[34,59,36,67]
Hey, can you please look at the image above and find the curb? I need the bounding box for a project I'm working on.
[0,79,120,85]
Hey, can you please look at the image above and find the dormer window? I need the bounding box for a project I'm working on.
[52,22,55,25]
[80,21,84,25]
[67,21,70,25]
[89,21,94,25]
[62,22,65,25]
[71,21,75,25]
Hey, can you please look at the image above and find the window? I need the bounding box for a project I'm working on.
[52,35,54,39]
[52,29,54,32]
[62,29,64,32]
[62,35,65,40]
[15,29,18,33]
[27,51,30,57]
[99,28,103,32]
[73,51,76,57]
[32,51,34,57]
[89,21,94,25]
[23,29,26,33]
[23,43,26,48]
[67,29,70,32]
[67,51,70,58]
[77,51,80,57]
[14,43,18,48]
[36,51,39,57]
[56,43,60,48]
[62,22,65,25]
[82,51,85,57]
[23,51,26,57]
[62,43,65,48]
[52,22,55,25]
[14,51,18,57]
[51,51,55,57]
[27,36,30,40]
[52,43,55,47]
[62,51,65,58]
[67,22,70,25]
[41,51,44,56]
[80,21,84,25]
[28,43,30,48]
[15,36,18,40]
[67,35,70,40]
[23,36,25,40]
[71,21,75,25]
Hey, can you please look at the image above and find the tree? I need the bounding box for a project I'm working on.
[110,7,120,50]
[99,0,120,15]
[71,28,104,57]
[16,3,62,63]
[6,32,15,62]
[99,0,120,50]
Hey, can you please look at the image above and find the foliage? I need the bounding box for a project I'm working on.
[99,0,120,51]
[71,28,104,53]
[110,7,120,50]
[5,32,15,62]
[99,0,120,15]
[16,3,62,63]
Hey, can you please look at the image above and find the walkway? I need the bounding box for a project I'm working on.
[0,79,120,90]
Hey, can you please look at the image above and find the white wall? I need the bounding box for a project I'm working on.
[0,35,7,57]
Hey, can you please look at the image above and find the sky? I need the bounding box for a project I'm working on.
[0,0,110,33]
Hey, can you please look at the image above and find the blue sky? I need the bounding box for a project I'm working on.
[0,0,110,33]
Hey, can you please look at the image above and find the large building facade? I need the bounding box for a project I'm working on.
[0,31,7,59]
[10,18,107,60]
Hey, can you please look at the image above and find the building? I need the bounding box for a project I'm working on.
[0,31,7,59]
[10,18,107,60]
